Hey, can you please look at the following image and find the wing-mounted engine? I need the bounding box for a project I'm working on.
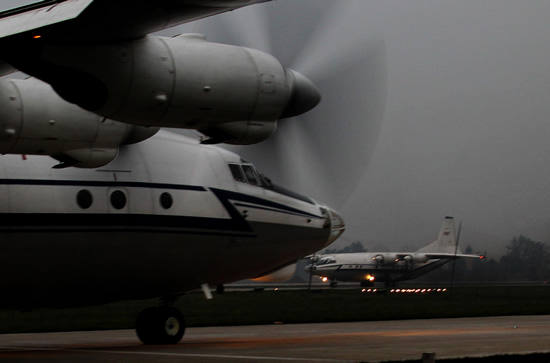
[4,34,320,145]
[373,253,398,267]
[199,120,278,145]
[0,78,158,168]
[411,254,429,264]
[391,254,430,269]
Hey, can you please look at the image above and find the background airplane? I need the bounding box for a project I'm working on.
[307,217,484,288]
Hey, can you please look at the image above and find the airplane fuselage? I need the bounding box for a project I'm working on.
[0,131,339,308]
[311,253,450,284]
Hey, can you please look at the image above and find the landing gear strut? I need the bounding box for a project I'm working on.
[136,306,186,344]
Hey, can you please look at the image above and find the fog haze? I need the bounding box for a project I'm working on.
[5,0,550,256]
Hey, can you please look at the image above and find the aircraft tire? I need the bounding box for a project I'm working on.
[136,306,186,345]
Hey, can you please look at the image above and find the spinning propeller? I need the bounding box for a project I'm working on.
[177,0,388,209]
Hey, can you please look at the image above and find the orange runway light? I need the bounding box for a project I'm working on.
[33,35,42,39]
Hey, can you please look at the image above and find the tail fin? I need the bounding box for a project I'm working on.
[416,216,459,254]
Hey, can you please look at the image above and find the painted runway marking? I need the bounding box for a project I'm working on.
[73,349,348,362]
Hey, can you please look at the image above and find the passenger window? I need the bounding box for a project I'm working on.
[160,192,173,209]
[229,164,246,183]
[242,165,259,186]
[110,190,127,210]
[76,189,93,209]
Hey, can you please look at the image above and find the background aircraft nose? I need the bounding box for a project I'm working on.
[326,207,346,245]
[281,69,322,118]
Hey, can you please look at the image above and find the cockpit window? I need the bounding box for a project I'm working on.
[317,257,337,265]
[229,164,247,183]
[242,165,259,186]
[257,173,273,188]
[227,163,313,204]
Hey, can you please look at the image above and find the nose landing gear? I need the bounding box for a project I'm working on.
[136,306,186,345]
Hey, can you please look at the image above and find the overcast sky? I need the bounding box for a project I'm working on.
[174,0,550,256]
[5,0,550,256]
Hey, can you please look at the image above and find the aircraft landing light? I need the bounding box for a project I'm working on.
[321,277,328,283]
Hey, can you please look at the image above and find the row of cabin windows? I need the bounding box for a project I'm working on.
[228,163,272,188]
[76,189,173,210]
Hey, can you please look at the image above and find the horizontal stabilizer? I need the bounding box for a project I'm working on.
[0,0,94,39]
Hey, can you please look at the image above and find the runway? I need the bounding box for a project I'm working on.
[1,315,550,362]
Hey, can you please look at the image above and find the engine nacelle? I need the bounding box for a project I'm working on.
[373,253,399,265]
[6,35,320,144]
[412,254,429,264]
[200,120,277,145]
[252,264,297,283]
[397,254,429,265]
[0,78,158,168]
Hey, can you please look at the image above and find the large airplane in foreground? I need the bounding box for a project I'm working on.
[307,217,484,288]
[0,0,346,345]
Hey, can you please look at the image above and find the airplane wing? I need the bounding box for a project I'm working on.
[0,0,95,40]
[424,253,485,260]
[0,0,270,74]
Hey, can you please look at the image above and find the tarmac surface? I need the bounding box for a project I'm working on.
[1,315,550,362]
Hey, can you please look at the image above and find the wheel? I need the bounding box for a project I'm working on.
[216,284,225,294]
[136,306,186,345]
[329,281,338,288]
